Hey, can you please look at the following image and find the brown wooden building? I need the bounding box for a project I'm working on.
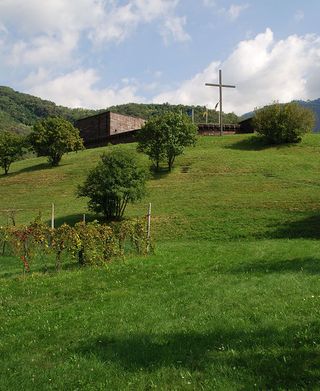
[75,111,255,148]
[75,111,146,147]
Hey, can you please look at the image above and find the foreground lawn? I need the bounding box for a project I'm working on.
[1,134,320,389]
[1,240,320,390]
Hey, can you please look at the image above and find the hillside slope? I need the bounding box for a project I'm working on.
[0,134,319,239]
[1,134,320,389]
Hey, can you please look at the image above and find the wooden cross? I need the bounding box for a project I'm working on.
[205,69,236,136]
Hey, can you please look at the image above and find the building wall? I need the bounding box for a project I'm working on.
[75,112,110,146]
[198,123,239,135]
[109,112,145,136]
[75,111,145,147]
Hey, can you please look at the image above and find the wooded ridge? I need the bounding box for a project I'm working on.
[0,86,239,134]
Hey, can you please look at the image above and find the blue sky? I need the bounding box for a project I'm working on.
[0,0,320,114]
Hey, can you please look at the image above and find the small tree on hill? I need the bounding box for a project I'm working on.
[77,149,148,220]
[0,131,25,175]
[253,102,315,144]
[29,116,84,166]
[137,112,197,171]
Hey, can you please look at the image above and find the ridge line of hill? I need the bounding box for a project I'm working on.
[0,86,238,135]
[1,85,320,134]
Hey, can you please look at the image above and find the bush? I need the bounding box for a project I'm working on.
[78,149,148,220]
[253,102,315,144]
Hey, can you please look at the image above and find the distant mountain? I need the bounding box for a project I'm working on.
[0,86,239,135]
[240,99,320,133]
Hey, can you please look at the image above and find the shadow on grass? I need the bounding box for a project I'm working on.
[1,161,74,178]
[51,213,132,227]
[150,166,170,180]
[77,324,320,389]
[15,162,51,174]
[0,257,80,279]
[49,213,97,227]
[225,136,269,151]
[230,257,320,275]
[272,214,320,240]
[37,261,80,274]
[226,136,296,151]
[0,163,49,178]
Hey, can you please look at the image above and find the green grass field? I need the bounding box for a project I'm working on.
[1,134,320,390]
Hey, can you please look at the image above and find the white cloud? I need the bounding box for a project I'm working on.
[294,10,304,22]
[91,0,188,44]
[0,0,105,36]
[8,32,78,66]
[25,69,144,108]
[0,0,189,68]
[203,1,249,21]
[0,0,105,68]
[202,0,216,7]
[227,3,249,21]
[0,0,189,108]
[134,0,179,22]
[0,22,8,35]
[154,29,320,115]
[90,2,138,44]
[161,16,191,44]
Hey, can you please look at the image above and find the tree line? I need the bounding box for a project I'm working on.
[0,86,239,136]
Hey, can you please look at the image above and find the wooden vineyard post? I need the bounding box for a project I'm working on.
[51,203,55,229]
[147,203,152,253]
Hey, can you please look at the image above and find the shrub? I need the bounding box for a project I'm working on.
[78,149,148,220]
[253,102,315,144]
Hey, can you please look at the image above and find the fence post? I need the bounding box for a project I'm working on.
[147,203,151,253]
[51,203,55,229]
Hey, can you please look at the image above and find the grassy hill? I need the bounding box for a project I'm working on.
[1,134,320,389]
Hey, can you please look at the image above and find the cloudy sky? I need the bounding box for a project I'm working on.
[0,0,320,114]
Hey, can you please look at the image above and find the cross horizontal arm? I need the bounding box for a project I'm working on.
[205,83,236,88]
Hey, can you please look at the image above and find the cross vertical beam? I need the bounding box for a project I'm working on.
[219,70,222,135]
[205,69,236,136]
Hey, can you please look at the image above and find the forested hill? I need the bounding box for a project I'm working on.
[0,86,98,134]
[0,86,238,134]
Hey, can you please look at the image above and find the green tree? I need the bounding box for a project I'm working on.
[0,131,25,175]
[28,116,84,166]
[137,112,197,171]
[253,102,315,144]
[78,149,148,220]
